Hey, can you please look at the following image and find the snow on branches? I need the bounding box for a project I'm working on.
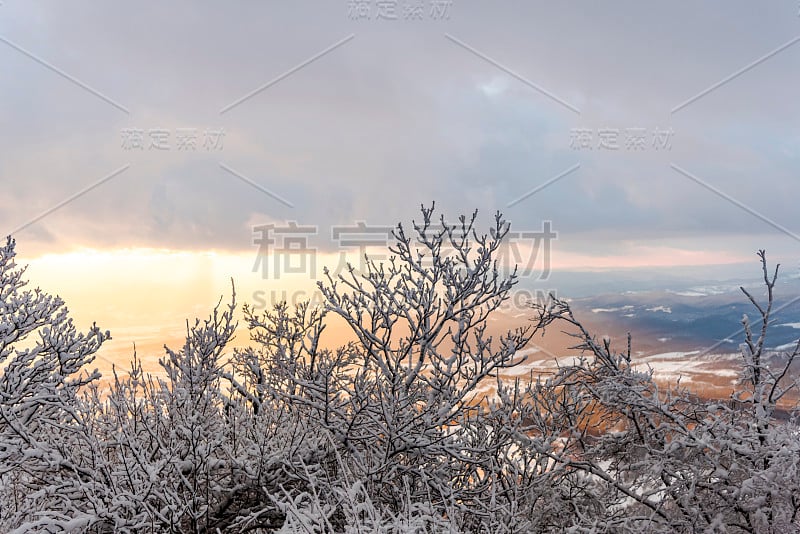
[0,213,798,532]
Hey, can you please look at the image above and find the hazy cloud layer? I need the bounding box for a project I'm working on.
[1,0,799,266]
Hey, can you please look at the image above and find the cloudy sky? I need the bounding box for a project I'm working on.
[2,1,800,355]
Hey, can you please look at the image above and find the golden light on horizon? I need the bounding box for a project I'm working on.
[13,243,751,375]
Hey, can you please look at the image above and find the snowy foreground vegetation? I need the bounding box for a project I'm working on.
[1,207,799,533]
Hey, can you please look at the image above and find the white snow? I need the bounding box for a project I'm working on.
[643,350,700,360]
[671,291,706,297]
[591,305,634,313]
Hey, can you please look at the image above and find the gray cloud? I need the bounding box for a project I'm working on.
[1,0,799,262]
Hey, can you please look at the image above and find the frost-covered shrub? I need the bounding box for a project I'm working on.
[0,236,110,532]
[1,210,798,533]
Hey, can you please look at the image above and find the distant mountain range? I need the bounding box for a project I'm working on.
[492,267,800,398]
[518,265,800,356]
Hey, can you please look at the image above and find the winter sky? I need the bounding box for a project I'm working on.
[2,2,800,344]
